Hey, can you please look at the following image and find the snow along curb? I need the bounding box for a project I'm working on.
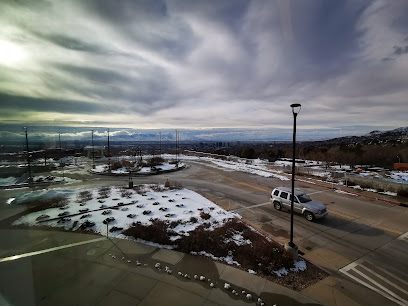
[297,178,405,207]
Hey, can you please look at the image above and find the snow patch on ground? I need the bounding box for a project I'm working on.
[33,176,78,184]
[13,186,240,240]
[13,189,76,205]
[6,198,15,205]
[379,191,397,196]
[335,190,358,196]
[90,163,183,175]
[273,260,307,277]
[190,251,241,266]
[0,177,18,186]
[390,172,408,181]
[201,158,289,181]
[224,231,252,246]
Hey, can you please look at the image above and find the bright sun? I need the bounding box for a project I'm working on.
[0,40,27,67]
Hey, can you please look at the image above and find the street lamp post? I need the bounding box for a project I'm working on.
[91,130,95,169]
[107,128,111,172]
[397,155,400,163]
[285,103,301,260]
[24,127,33,183]
[59,132,62,165]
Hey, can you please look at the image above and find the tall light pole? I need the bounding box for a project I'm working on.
[91,130,95,169]
[58,132,62,166]
[159,132,162,157]
[175,129,178,165]
[397,155,400,163]
[24,127,33,182]
[107,128,111,171]
[285,103,301,260]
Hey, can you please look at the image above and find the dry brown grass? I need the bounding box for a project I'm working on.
[123,218,293,272]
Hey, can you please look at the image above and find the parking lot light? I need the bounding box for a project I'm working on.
[285,103,301,260]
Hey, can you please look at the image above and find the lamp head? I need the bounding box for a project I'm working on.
[290,103,301,114]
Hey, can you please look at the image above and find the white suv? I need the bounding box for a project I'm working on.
[270,187,328,221]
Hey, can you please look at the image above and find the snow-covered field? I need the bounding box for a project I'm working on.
[13,185,238,241]
[33,175,78,184]
[390,172,408,181]
[206,159,289,181]
[0,177,18,186]
[11,184,306,276]
[90,162,184,175]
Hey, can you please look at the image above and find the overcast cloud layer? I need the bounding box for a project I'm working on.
[0,0,408,140]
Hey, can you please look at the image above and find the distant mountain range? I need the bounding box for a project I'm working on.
[0,124,407,143]
[311,127,408,146]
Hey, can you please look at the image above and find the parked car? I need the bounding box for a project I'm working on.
[270,187,328,221]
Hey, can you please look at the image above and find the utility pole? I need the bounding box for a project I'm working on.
[175,129,178,165]
[107,128,111,171]
[107,128,110,156]
[160,132,162,156]
[59,132,62,166]
[91,130,95,169]
[24,127,32,182]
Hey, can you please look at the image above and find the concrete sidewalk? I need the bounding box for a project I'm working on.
[0,234,320,306]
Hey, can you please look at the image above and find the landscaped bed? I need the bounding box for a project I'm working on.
[11,184,328,290]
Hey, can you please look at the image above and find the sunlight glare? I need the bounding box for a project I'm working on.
[0,40,27,66]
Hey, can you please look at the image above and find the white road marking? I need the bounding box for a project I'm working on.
[359,265,408,296]
[0,237,107,263]
[397,232,408,242]
[340,260,408,306]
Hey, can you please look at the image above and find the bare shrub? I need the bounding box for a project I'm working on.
[397,189,408,198]
[148,157,165,167]
[121,189,133,198]
[150,184,164,192]
[200,212,211,220]
[189,217,198,223]
[359,182,372,189]
[98,187,111,199]
[170,181,183,190]
[123,220,173,245]
[111,159,133,170]
[77,190,93,203]
[176,219,293,271]
[133,185,146,195]
[346,181,356,187]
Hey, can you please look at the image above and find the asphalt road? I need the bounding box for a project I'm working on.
[1,159,408,305]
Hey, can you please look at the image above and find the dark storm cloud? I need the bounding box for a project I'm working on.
[46,63,174,114]
[32,32,112,55]
[0,93,116,114]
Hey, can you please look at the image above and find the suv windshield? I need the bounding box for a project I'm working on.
[297,193,312,203]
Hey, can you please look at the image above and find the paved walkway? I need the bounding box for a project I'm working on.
[0,231,320,306]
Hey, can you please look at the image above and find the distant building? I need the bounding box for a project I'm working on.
[394,163,408,171]
[84,146,105,158]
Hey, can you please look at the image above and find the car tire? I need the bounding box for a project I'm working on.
[273,201,282,210]
[304,211,314,222]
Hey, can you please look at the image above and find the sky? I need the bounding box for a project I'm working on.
[0,0,408,141]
